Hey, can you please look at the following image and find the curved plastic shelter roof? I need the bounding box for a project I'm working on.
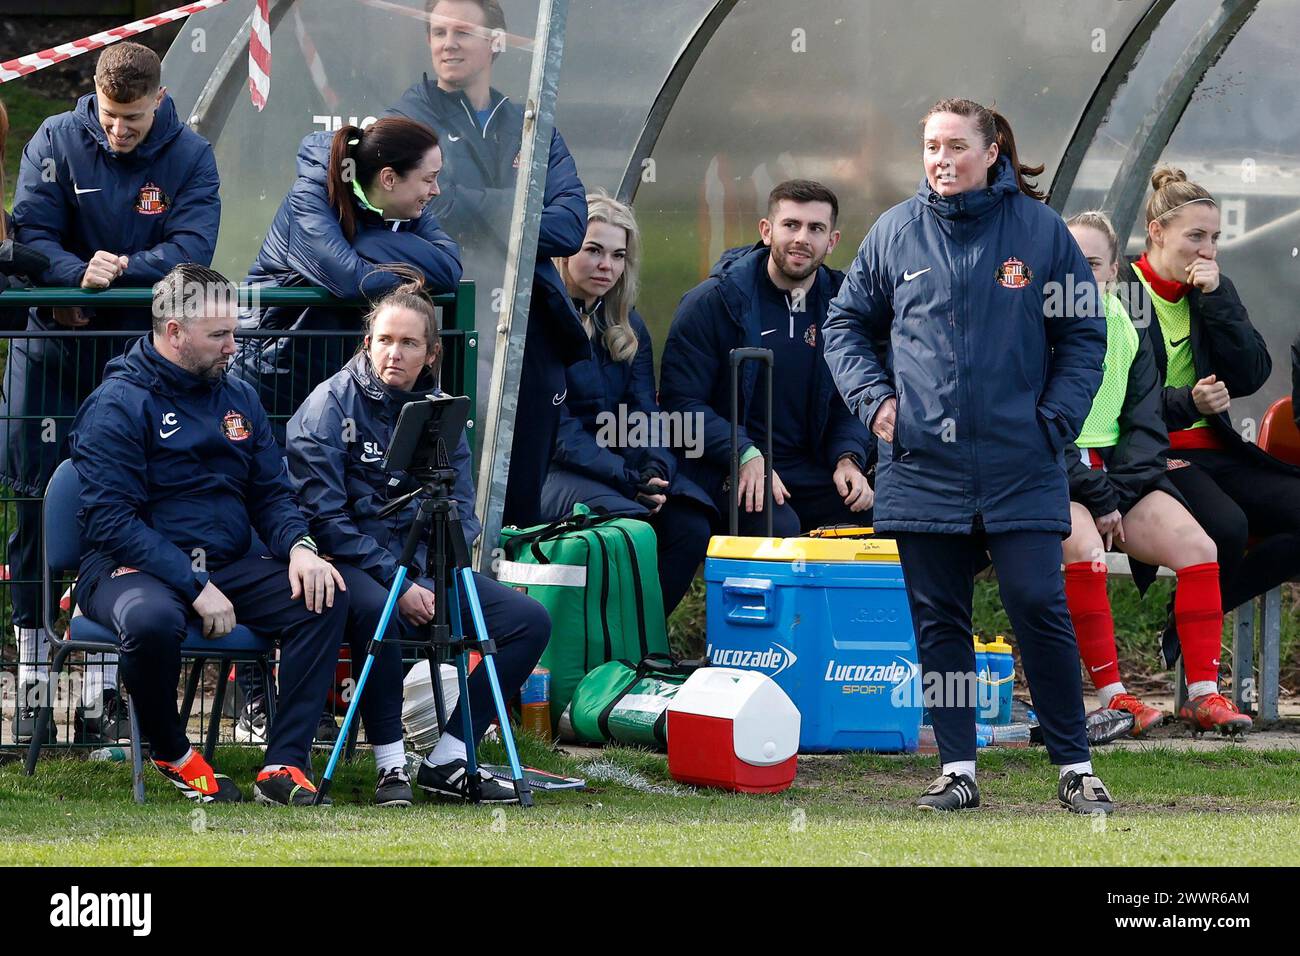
[163,0,1300,425]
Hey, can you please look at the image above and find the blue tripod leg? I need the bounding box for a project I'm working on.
[458,567,533,807]
[314,566,408,805]
[447,572,479,788]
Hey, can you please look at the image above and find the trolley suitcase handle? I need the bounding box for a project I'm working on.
[729,347,775,538]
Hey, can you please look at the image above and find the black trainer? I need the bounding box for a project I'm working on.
[234,696,268,744]
[12,681,57,745]
[1059,771,1115,814]
[916,773,980,811]
[416,758,519,804]
[74,689,131,745]
[375,767,414,807]
[313,712,340,749]
[1160,603,1181,669]
[253,766,331,806]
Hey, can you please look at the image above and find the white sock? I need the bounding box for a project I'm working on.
[1096,681,1126,709]
[1059,760,1093,778]
[16,627,50,687]
[942,760,976,782]
[372,740,406,775]
[81,653,119,705]
[426,732,467,766]
[160,746,194,767]
[261,764,288,773]
[1187,680,1218,700]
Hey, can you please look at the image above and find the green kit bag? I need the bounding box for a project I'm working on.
[498,504,669,724]
[564,655,707,749]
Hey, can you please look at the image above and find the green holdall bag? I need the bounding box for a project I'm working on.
[565,655,707,749]
[498,504,669,724]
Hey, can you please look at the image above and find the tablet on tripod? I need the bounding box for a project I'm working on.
[382,394,471,474]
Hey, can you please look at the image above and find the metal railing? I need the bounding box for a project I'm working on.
[0,281,477,754]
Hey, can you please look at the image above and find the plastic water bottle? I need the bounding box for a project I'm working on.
[520,666,551,739]
[974,636,996,720]
[89,747,126,762]
[984,636,1015,725]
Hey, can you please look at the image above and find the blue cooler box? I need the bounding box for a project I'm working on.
[704,532,922,752]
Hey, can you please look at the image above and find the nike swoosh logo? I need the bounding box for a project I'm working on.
[74,186,102,195]
[447,134,462,142]
[159,427,181,439]
[1090,663,1113,673]
[903,268,931,281]
[1170,335,1190,347]
[552,389,567,405]
[761,329,777,336]
[360,454,383,464]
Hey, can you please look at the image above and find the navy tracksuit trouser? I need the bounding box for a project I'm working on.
[722,456,870,538]
[892,530,1089,767]
[343,565,551,747]
[79,554,348,768]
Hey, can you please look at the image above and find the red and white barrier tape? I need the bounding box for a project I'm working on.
[247,0,271,111]
[291,5,338,111]
[1,0,274,113]
[0,0,229,84]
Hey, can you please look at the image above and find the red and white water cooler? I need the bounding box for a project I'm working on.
[666,667,799,793]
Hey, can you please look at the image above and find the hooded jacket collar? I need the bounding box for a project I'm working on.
[916,154,1020,221]
[708,242,838,335]
[346,351,439,405]
[103,335,222,396]
[76,92,185,163]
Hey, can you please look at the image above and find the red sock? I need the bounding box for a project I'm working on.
[1064,562,1120,690]
[1175,562,1223,685]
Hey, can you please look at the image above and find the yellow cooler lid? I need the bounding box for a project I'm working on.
[707,528,899,562]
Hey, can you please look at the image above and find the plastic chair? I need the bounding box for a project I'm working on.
[1257,396,1300,467]
[23,460,278,803]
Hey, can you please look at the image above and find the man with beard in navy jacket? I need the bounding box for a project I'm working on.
[384,0,590,527]
[69,265,348,806]
[3,42,220,745]
[659,180,875,537]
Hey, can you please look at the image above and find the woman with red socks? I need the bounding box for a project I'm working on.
[1125,165,1300,733]
[1062,211,1242,737]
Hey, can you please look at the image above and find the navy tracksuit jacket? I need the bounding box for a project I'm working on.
[824,157,1106,766]
[2,92,220,632]
[385,78,590,527]
[69,337,345,768]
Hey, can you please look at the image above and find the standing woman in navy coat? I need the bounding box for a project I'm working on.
[824,99,1112,814]
[539,192,715,615]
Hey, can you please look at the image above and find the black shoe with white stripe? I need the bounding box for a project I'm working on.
[375,767,413,807]
[916,773,979,811]
[1058,771,1115,814]
[416,758,519,804]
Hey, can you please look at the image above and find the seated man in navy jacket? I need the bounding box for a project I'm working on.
[3,41,220,744]
[659,180,875,537]
[69,265,347,806]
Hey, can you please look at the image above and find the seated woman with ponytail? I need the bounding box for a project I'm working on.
[236,119,463,428]
[539,192,715,616]
[1129,166,1300,730]
[286,275,549,806]
[1061,211,1239,737]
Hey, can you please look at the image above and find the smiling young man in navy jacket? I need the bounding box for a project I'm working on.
[69,265,348,806]
[659,180,875,537]
[3,42,220,745]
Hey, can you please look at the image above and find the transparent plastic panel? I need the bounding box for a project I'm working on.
[631,0,1152,353]
[1157,0,1300,426]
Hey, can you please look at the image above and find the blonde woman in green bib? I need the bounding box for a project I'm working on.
[1061,211,1233,737]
